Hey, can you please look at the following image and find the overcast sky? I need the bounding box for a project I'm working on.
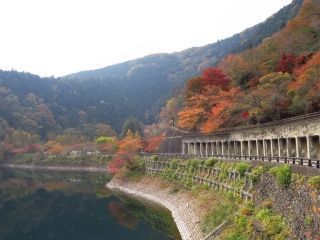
[0,0,292,77]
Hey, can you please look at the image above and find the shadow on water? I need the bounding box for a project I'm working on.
[0,168,181,240]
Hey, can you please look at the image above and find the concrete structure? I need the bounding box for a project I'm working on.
[179,113,320,167]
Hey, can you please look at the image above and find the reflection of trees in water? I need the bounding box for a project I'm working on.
[0,169,111,198]
[0,189,52,239]
[0,169,113,239]
[0,170,178,240]
[108,201,139,230]
[114,195,181,240]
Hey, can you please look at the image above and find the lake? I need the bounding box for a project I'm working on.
[0,168,180,240]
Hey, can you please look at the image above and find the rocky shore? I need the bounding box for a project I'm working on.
[107,177,204,240]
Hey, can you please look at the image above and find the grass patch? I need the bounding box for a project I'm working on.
[220,202,288,240]
[202,201,237,234]
[235,162,251,177]
[308,176,320,190]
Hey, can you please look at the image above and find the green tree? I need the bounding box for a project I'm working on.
[121,117,142,138]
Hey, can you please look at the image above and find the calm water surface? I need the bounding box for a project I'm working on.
[0,168,180,240]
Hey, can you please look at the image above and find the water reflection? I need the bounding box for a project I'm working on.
[0,168,180,240]
[108,201,139,230]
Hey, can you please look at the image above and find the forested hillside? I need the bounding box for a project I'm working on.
[63,0,302,126]
[172,0,320,133]
[0,0,302,148]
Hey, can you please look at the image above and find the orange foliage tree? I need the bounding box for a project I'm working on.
[49,143,64,154]
[178,67,241,133]
[108,130,142,174]
[200,87,241,133]
[289,51,320,113]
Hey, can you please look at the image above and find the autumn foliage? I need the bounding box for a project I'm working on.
[202,67,231,90]
[144,134,164,153]
[178,67,241,133]
[108,131,142,174]
[177,0,320,133]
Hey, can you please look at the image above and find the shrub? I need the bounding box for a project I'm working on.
[250,165,265,183]
[240,202,254,216]
[226,232,247,240]
[127,155,145,172]
[270,165,292,187]
[256,208,286,236]
[204,157,217,167]
[151,155,158,161]
[308,176,320,190]
[256,208,272,220]
[304,216,313,226]
[186,159,199,173]
[235,162,251,177]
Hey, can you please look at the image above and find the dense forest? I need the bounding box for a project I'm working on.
[166,0,320,133]
[0,0,313,163]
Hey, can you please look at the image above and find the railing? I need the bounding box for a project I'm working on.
[144,161,253,200]
[141,152,320,169]
[180,111,320,138]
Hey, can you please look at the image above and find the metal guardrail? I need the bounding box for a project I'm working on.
[141,152,320,169]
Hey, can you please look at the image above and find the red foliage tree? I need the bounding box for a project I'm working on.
[201,67,231,90]
[276,53,313,74]
[276,54,297,74]
[241,111,250,119]
[144,134,164,153]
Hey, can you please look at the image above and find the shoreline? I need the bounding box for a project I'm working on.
[0,164,108,173]
[107,177,204,240]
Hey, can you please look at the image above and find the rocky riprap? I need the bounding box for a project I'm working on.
[253,173,320,240]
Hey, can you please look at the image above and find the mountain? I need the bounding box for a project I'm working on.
[63,0,303,126]
[175,0,320,133]
[0,0,303,136]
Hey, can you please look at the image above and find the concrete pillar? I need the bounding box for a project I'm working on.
[205,142,208,156]
[256,139,259,156]
[240,141,243,156]
[182,142,185,154]
[286,138,289,157]
[278,138,281,157]
[191,142,196,155]
[234,141,236,155]
[216,142,219,155]
[200,142,203,156]
[307,135,311,159]
[211,142,214,156]
[248,141,251,157]
[270,138,273,157]
[263,139,266,156]
[221,141,224,155]
[227,142,230,155]
[295,137,299,158]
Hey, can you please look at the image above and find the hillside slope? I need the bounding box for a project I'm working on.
[63,0,302,125]
[0,0,302,136]
[175,0,320,133]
